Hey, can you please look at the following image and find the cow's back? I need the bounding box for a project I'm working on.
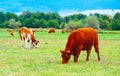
[18,27,31,40]
[66,28,98,51]
[65,30,84,51]
[48,28,55,33]
[78,28,98,50]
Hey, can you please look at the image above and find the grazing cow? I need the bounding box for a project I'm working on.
[8,30,14,37]
[60,28,100,64]
[18,27,39,49]
[48,28,55,33]
[61,30,65,33]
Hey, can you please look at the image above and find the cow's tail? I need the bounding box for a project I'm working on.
[94,33,99,52]
[94,32,101,61]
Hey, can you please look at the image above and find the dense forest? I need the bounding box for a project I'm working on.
[0,11,120,30]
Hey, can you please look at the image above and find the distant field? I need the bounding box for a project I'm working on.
[0,29,120,76]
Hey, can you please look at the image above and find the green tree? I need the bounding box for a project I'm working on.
[0,12,6,24]
[45,12,61,21]
[5,12,19,21]
[66,21,78,29]
[32,12,45,20]
[22,17,34,28]
[85,15,100,29]
[94,13,100,18]
[32,19,48,28]
[110,13,120,30]
[111,18,120,30]
[2,21,9,28]
[114,12,120,20]
[63,20,83,32]
[9,19,21,28]
[48,20,59,28]
[64,13,87,23]
[94,13,111,30]
[60,22,65,29]
[32,19,41,28]
[19,10,32,23]
[99,18,110,29]
[39,19,48,28]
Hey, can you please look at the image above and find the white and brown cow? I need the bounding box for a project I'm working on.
[8,29,14,37]
[18,27,39,49]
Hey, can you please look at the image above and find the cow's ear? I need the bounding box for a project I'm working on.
[33,30,35,32]
[60,50,63,53]
[37,40,39,43]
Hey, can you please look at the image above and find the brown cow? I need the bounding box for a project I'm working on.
[18,27,39,49]
[60,28,100,64]
[8,30,14,36]
[61,30,65,33]
[48,28,55,33]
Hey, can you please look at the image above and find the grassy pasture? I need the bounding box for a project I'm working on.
[0,29,120,76]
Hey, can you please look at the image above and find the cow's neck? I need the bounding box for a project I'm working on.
[65,45,73,52]
[64,39,74,52]
[31,35,36,42]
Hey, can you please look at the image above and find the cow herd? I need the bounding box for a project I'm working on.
[7,27,101,64]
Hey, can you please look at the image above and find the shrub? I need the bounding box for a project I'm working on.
[84,16,100,29]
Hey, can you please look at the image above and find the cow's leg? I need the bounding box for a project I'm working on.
[26,34,32,49]
[74,52,77,62]
[94,45,100,61]
[21,34,25,47]
[74,47,82,63]
[74,53,80,62]
[21,40,25,48]
[28,40,32,49]
[86,50,91,61]
[25,39,29,48]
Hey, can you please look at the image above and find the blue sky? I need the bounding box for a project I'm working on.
[0,0,120,16]
[0,0,120,11]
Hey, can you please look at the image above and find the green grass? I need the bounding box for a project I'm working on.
[0,29,120,76]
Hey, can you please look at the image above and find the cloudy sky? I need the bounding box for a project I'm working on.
[0,0,120,16]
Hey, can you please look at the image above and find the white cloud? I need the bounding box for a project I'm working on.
[80,9,120,16]
[58,9,79,17]
[0,8,3,11]
[15,12,22,16]
[58,9,120,17]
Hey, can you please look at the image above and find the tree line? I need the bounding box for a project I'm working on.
[0,10,120,30]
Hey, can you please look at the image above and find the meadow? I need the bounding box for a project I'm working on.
[0,29,120,76]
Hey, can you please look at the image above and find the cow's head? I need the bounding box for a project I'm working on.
[60,50,71,64]
[33,40,39,48]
